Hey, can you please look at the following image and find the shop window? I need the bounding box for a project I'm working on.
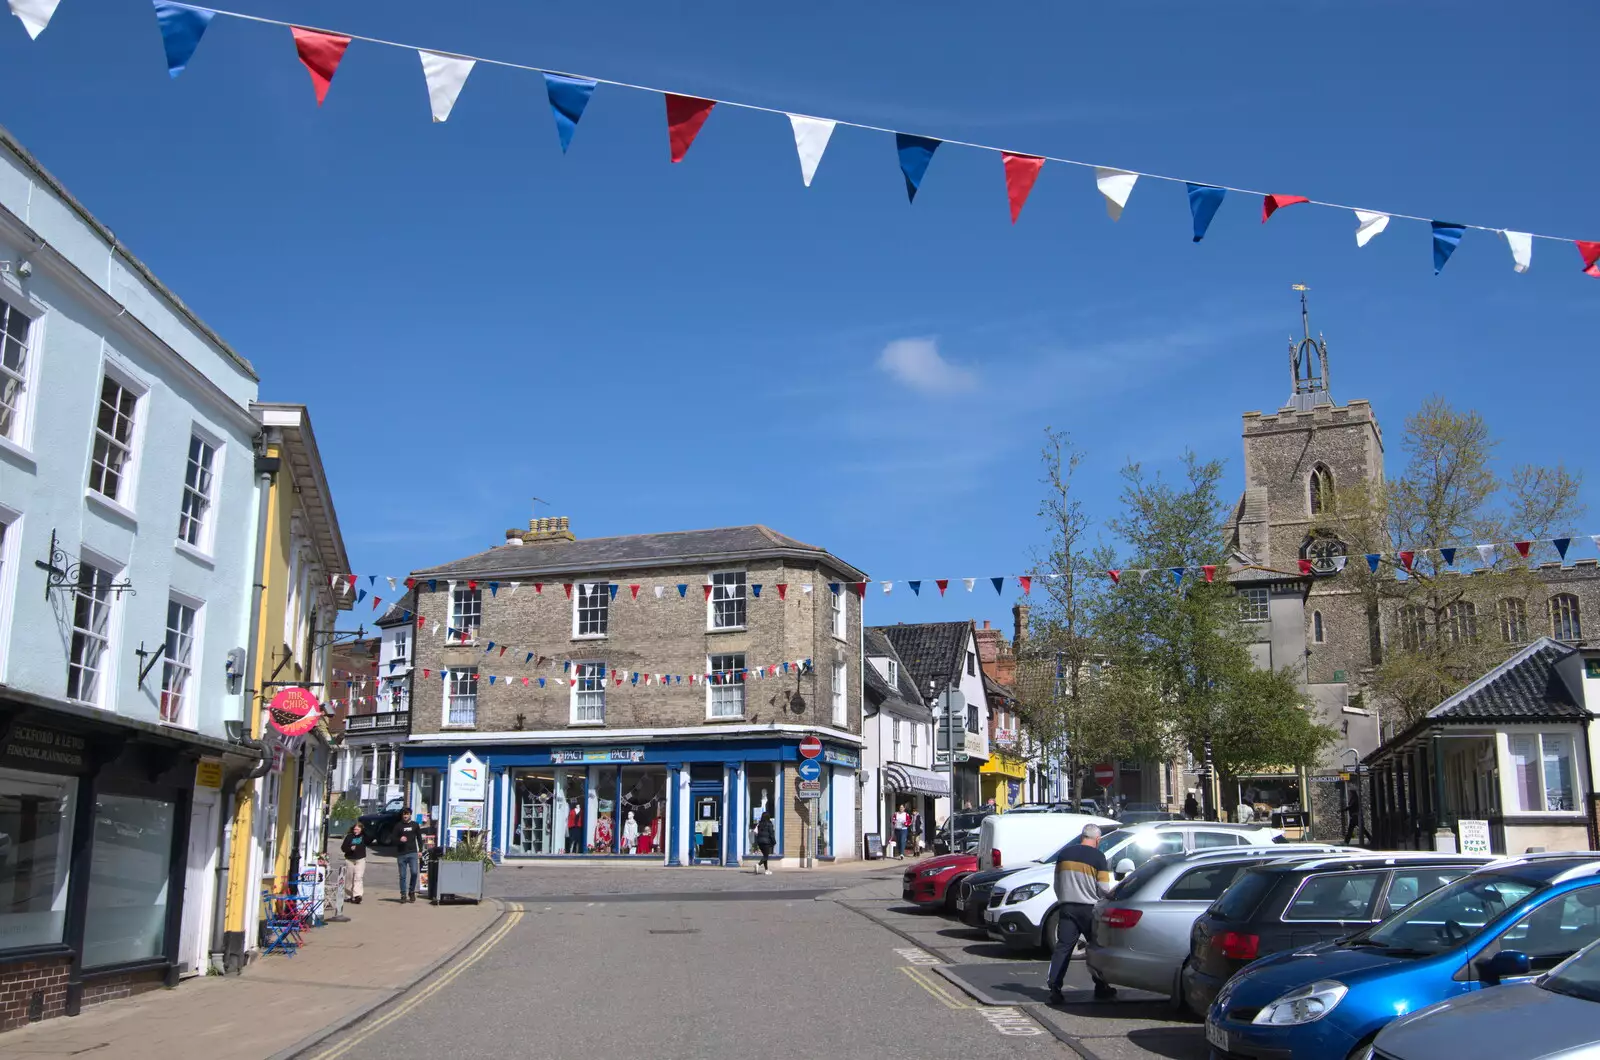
[618,765,667,855]
[746,763,778,856]
[709,653,745,718]
[592,769,619,853]
[817,767,832,858]
[83,793,175,967]
[1509,733,1577,812]
[511,768,590,855]
[0,768,77,950]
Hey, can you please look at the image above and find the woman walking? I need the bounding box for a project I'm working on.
[341,821,368,904]
[893,804,910,860]
[754,810,776,875]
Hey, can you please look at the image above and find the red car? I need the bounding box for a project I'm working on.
[901,852,979,911]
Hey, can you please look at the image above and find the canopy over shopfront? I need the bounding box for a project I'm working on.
[883,762,950,797]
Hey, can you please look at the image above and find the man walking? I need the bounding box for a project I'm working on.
[1046,823,1117,1004]
[394,807,424,903]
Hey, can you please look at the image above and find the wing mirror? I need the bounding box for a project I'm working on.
[1114,858,1136,878]
[1476,950,1531,985]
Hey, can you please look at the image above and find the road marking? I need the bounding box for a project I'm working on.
[893,946,941,965]
[899,966,970,1009]
[305,905,525,1060]
[977,1007,1044,1036]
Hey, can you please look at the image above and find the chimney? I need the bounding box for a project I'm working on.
[522,516,576,544]
[504,529,524,546]
[982,620,991,629]
[1012,603,1029,647]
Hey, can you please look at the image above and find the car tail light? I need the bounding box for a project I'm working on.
[1099,907,1143,930]
[1213,931,1259,961]
[991,848,1001,868]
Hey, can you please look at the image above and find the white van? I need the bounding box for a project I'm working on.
[977,811,1118,872]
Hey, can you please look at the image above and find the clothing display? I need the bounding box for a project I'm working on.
[621,811,640,853]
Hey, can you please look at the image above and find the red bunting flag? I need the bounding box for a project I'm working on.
[665,94,716,163]
[615,671,624,686]
[372,595,382,610]
[498,645,507,657]
[422,669,431,679]
[534,583,543,594]
[1002,153,1045,224]
[1108,570,1120,585]
[704,584,714,601]
[467,580,478,591]
[1262,194,1310,223]
[1398,550,1416,570]
[1513,541,1531,558]
[416,615,425,628]
[570,678,577,687]
[936,579,948,596]
[853,582,867,598]
[776,584,788,600]
[1202,565,1216,583]
[522,677,529,687]
[563,584,572,599]
[1574,240,1600,277]
[291,27,351,107]
[346,574,358,591]
[1017,575,1032,594]
[630,584,641,600]
[1298,559,1313,575]
[405,577,416,590]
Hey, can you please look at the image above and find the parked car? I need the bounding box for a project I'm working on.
[987,821,1283,954]
[1183,851,1497,1015]
[933,809,993,855]
[902,851,979,911]
[1362,935,1600,1060]
[976,810,1116,872]
[957,866,1025,928]
[1201,853,1600,1060]
[1086,845,1353,1002]
[357,797,410,846]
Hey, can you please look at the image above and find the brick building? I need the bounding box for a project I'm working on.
[400,519,867,865]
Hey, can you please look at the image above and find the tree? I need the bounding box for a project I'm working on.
[1314,397,1585,726]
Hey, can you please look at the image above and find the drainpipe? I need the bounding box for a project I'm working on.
[211,445,278,974]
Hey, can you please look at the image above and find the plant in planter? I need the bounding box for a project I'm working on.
[328,797,361,835]
[435,831,491,903]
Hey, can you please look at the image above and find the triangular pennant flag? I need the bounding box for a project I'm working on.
[608,584,619,600]
[1186,184,1226,242]
[1298,559,1313,575]
[907,580,921,596]
[8,0,60,38]
[703,584,714,601]
[533,583,543,594]
[1578,241,1600,278]
[485,641,495,653]
[509,582,520,595]
[522,677,529,687]
[936,579,948,596]
[677,584,688,599]
[368,574,376,587]
[881,581,893,594]
[1201,565,1216,583]
[962,578,975,593]
[1398,550,1416,571]
[1332,556,1348,572]
[467,580,478,591]
[427,579,437,592]
[776,584,788,600]
[499,645,507,657]
[488,675,497,685]
[786,114,836,187]
[1503,231,1533,274]
[1094,167,1137,221]
[387,577,397,591]
[1553,537,1571,561]
[801,584,812,594]
[1108,570,1120,585]
[1513,541,1531,558]
[291,26,351,106]
[655,586,665,599]
[356,589,367,604]
[1002,153,1045,223]
[895,134,940,203]
[538,677,546,688]
[563,584,573,599]
[853,582,867,598]
[152,1,214,78]
[1018,575,1032,594]
[422,669,431,679]
[665,94,716,163]
[1439,547,1456,567]
[1262,194,1309,223]
[525,652,534,664]
[1170,567,1185,586]
[543,73,596,152]
[828,583,840,595]
[1354,210,1390,247]
[406,577,417,590]
[751,584,762,598]
[1432,221,1466,274]
[630,584,641,600]
[371,595,383,610]
[488,582,499,597]
[1477,544,1495,566]
[1366,554,1382,574]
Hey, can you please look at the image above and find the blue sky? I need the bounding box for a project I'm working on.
[4,0,1597,631]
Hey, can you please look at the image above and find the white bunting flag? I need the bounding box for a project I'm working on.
[418,50,476,123]
[432,622,442,635]
[801,584,813,594]
[786,114,836,188]
[1592,534,1600,552]
[1095,167,1138,221]
[1354,210,1391,247]
[655,586,665,599]
[387,576,397,591]
[962,578,976,592]
[7,0,60,39]
[1477,544,1496,566]
[1331,556,1348,572]
[881,581,893,594]
[509,582,520,595]
[1502,231,1532,274]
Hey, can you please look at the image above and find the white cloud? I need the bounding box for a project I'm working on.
[877,337,978,395]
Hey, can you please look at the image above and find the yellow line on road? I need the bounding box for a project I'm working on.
[899,965,970,1009]
[307,905,525,1060]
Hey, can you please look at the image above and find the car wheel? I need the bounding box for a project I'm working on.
[942,875,967,914]
[1040,910,1058,957]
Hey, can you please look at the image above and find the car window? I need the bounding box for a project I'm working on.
[1283,871,1383,921]
[1110,857,1175,900]
[1212,869,1277,920]
[1542,936,1600,1003]
[1380,868,1473,917]
[1192,830,1247,850]
[1362,873,1542,954]
[1496,886,1600,972]
[1105,831,1184,873]
[1165,862,1265,902]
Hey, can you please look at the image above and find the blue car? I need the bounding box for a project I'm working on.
[1205,853,1600,1060]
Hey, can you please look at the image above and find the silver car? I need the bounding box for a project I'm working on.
[1085,844,1352,999]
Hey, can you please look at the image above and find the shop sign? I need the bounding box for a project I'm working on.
[1458,819,1492,854]
[451,751,487,800]
[195,759,224,789]
[448,801,484,830]
[0,723,89,775]
[797,778,821,799]
[267,687,321,736]
[823,748,859,768]
[550,746,645,764]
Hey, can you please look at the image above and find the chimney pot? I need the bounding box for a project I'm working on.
[505,529,524,546]
[522,516,576,544]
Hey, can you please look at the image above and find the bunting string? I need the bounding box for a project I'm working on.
[10,0,1599,277]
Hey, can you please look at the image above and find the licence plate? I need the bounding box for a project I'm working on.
[1205,1022,1230,1054]
[955,896,966,911]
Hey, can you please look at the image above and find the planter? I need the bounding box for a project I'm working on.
[434,859,485,903]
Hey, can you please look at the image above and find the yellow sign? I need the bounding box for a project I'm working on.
[196,759,224,789]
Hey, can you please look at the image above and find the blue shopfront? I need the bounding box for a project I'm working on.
[402,735,861,866]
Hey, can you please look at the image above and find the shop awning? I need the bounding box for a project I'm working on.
[883,762,950,797]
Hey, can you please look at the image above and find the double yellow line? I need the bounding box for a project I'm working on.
[306,905,525,1060]
[899,965,969,1010]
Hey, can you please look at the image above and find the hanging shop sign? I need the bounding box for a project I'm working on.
[267,687,321,736]
[451,751,487,800]
[0,722,89,776]
[551,747,645,764]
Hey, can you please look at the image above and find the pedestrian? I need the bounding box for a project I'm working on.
[1343,786,1369,846]
[393,806,424,904]
[1046,824,1118,1004]
[340,821,368,904]
[910,809,924,856]
[754,810,776,874]
[1234,800,1254,824]
[1182,792,1200,820]
[893,804,910,860]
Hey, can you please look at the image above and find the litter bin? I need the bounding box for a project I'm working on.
[425,844,441,903]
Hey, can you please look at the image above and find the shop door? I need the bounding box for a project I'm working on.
[690,784,723,864]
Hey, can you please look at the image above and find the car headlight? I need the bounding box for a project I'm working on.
[1252,981,1348,1026]
[1007,883,1049,904]
[919,864,958,878]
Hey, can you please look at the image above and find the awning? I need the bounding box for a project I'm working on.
[883,762,950,797]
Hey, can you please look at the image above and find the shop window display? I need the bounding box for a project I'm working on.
[618,765,666,856]
[592,769,619,853]
[746,763,777,855]
[817,767,832,858]
[510,769,589,855]
[83,793,175,968]
[0,769,77,951]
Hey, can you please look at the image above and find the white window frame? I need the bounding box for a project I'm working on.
[66,550,121,707]
[571,661,606,724]
[1503,730,1583,814]
[444,668,478,727]
[176,426,223,558]
[1239,587,1270,623]
[708,570,747,631]
[450,585,482,644]
[892,717,901,761]
[0,288,44,456]
[159,593,203,728]
[0,507,19,683]
[573,583,609,639]
[393,629,409,664]
[831,662,847,727]
[85,363,147,515]
[707,652,746,719]
[830,586,846,640]
[886,659,898,688]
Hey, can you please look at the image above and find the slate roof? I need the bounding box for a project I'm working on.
[983,673,1016,703]
[412,525,866,581]
[863,637,932,722]
[1426,637,1587,723]
[864,628,930,703]
[872,622,973,698]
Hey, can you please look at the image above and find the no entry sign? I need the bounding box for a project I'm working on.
[1093,763,1116,787]
[799,734,823,759]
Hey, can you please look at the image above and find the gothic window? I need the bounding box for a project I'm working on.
[1312,611,1325,644]
[1499,598,1528,644]
[1443,601,1478,645]
[1549,594,1582,641]
[1398,605,1429,651]
[1309,464,1335,515]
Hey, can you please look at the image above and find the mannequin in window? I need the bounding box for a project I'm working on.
[622,810,640,854]
[595,812,614,853]
[565,802,583,854]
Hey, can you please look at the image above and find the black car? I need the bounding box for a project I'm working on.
[958,867,1022,927]
[356,797,432,848]
[934,810,993,856]
[1180,852,1495,1014]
